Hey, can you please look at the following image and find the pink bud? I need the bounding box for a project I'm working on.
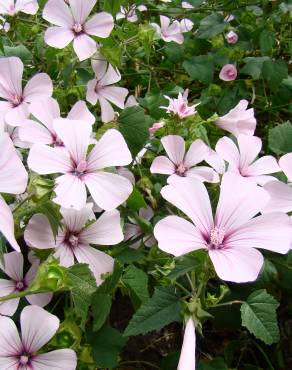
[225,31,238,44]
[149,122,165,135]
[219,64,237,81]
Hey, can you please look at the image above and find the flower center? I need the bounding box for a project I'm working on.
[208,227,225,249]
[20,355,29,365]
[15,280,25,291]
[8,5,16,15]
[10,93,22,107]
[68,234,79,248]
[72,160,87,177]
[175,162,187,176]
[73,23,83,34]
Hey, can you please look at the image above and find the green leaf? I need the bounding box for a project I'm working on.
[103,0,124,15]
[3,45,33,63]
[91,293,112,332]
[262,59,288,90]
[98,260,123,294]
[118,106,149,158]
[124,286,181,336]
[183,56,214,84]
[89,324,127,368]
[123,265,149,303]
[259,29,275,55]
[240,289,280,345]
[268,121,292,155]
[168,254,204,280]
[197,13,225,39]
[127,187,147,211]
[241,57,270,80]
[67,264,97,327]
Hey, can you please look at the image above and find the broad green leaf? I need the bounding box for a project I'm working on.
[183,56,214,84]
[268,121,292,155]
[98,260,123,294]
[127,187,147,211]
[103,0,124,15]
[3,45,33,63]
[123,265,149,303]
[241,57,270,80]
[118,106,149,158]
[89,324,127,368]
[240,289,280,345]
[197,13,225,39]
[67,264,97,328]
[262,59,288,90]
[124,286,181,336]
[91,293,112,332]
[168,254,204,280]
[259,29,275,55]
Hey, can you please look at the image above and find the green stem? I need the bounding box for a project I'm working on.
[0,289,52,303]
[13,193,35,213]
[213,300,243,308]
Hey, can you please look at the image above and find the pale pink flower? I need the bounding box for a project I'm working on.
[149,121,165,135]
[151,15,184,44]
[0,134,28,251]
[0,57,53,126]
[154,173,292,282]
[161,90,197,119]
[125,95,138,108]
[178,318,196,370]
[86,59,128,123]
[0,252,52,316]
[116,4,147,22]
[182,1,194,9]
[43,0,114,61]
[19,97,95,146]
[0,119,28,148]
[216,99,256,137]
[0,305,77,369]
[0,15,10,31]
[124,207,156,249]
[225,30,238,44]
[28,119,133,210]
[262,180,292,213]
[0,0,38,16]
[150,135,219,183]
[216,134,280,185]
[180,18,194,33]
[279,152,292,182]
[25,203,123,284]
[219,64,237,81]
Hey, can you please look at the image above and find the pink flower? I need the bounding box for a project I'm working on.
[124,207,156,249]
[279,152,292,182]
[216,100,256,137]
[0,305,77,369]
[28,119,133,210]
[0,57,53,126]
[182,1,194,9]
[116,4,147,22]
[161,90,197,119]
[0,252,52,316]
[263,180,292,213]
[0,134,28,251]
[0,0,38,16]
[219,64,237,81]
[178,318,196,370]
[43,0,114,61]
[149,121,165,135]
[180,18,194,33]
[154,173,292,283]
[151,15,184,44]
[125,95,138,108]
[150,135,219,183]
[225,30,238,44]
[25,203,123,284]
[19,97,95,146]
[216,134,280,185]
[86,59,129,123]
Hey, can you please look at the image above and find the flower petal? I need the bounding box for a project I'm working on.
[185,166,219,183]
[84,12,114,37]
[54,244,75,267]
[161,135,185,166]
[44,26,75,49]
[21,305,60,353]
[15,0,38,15]
[0,315,22,356]
[31,349,77,370]
[237,134,262,169]
[24,214,56,250]
[61,203,95,232]
[28,144,71,174]
[154,215,206,256]
[54,174,87,210]
[215,136,240,169]
[73,33,97,61]
[99,86,128,109]
[74,244,114,285]
[0,56,23,101]
[0,279,19,317]
[98,96,115,123]
[5,102,29,126]
[86,129,132,171]
[85,172,133,211]
[150,156,175,175]
[246,156,281,176]
[68,100,95,125]
[184,139,209,168]
[279,153,292,182]
[0,251,23,281]
[19,119,54,145]
[263,180,292,213]
[161,176,213,237]
[80,209,123,245]
[69,0,96,23]
[0,197,21,252]
[209,246,264,283]
[86,79,98,105]
[178,318,196,370]
[43,0,74,27]
[215,172,270,233]
[23,73,53,103]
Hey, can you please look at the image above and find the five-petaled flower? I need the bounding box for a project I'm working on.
[0,0,38,16]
